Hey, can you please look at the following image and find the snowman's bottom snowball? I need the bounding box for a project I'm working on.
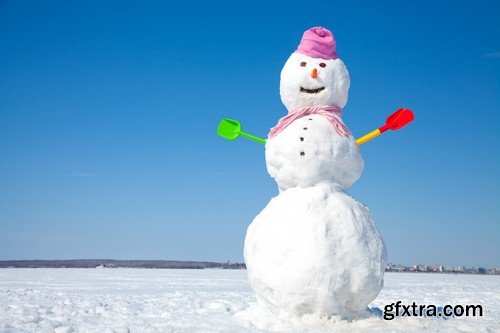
[244,183,387,318]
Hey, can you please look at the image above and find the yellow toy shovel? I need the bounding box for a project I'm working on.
[355,108,414,145]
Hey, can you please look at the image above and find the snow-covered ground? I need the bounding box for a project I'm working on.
[0,268,498,332]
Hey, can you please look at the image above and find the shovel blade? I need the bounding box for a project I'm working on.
[217,118,242,140]
[386,108,414,130]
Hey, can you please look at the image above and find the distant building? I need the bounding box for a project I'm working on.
[428,265,444,272]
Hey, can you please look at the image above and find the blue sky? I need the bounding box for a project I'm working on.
[0,1,499,267]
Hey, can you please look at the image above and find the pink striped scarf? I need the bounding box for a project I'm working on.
[268,105,351,139]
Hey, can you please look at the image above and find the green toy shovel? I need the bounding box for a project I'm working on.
[217,118,266,144]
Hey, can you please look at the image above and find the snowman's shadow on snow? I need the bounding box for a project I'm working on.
[235,305,451,333]
[235,304,394,332]
[368,307,384,318]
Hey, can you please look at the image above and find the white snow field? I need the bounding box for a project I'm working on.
[0,269,498,332]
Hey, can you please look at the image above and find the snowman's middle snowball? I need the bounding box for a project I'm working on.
[265,114,363,192]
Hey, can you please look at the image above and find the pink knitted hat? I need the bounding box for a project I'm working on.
[295,27,338,60]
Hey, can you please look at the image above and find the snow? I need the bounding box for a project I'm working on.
[1,269,498,332]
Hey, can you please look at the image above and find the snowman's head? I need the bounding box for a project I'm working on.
[280,27,350,111]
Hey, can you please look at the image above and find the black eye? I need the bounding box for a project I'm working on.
[319,62,326,68]
[300,62,307,67]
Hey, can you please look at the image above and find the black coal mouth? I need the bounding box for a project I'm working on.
[300,86,325,94]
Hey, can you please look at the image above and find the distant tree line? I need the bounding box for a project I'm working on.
[0,259,245,269]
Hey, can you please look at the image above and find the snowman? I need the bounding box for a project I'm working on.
[243,27,387,319]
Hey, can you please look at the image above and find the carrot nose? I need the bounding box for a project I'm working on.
[311,68,318,79]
